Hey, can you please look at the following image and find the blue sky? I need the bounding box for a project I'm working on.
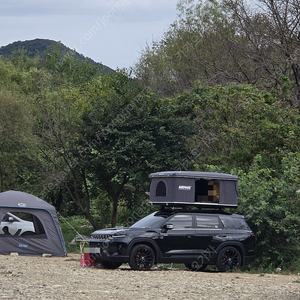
[0,0,178,69]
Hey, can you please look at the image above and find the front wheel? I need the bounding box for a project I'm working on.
[129,244,155,271]
[216,246,241,272]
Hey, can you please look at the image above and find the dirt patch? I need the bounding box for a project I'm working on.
[0,254,299,300]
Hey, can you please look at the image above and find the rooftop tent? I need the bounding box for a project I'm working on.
[0,190,67,257]
[149,171,238,208]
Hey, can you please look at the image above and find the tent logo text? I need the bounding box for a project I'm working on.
[178,185,192,190]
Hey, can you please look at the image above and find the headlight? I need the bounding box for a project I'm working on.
[113,234,126,238]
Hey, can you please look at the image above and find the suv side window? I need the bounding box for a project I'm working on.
[196,215,220,229]
[168,214,193,228]
[219,215,250,230]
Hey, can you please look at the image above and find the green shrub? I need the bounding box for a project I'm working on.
[236,153,300,271]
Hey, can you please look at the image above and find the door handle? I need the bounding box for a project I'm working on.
[187,235,194,238]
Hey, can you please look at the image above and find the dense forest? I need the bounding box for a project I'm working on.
[1,0,300,272]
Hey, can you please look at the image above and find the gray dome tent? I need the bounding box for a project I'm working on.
[0,191,67,257]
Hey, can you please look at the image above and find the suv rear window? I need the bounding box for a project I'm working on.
[196,215,220,229]
[219,215,250,230]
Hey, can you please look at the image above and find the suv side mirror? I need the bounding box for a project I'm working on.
[8,217,14,222]
[163,224,173,231]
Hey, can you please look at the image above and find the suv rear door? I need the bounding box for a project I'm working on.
[193,214,224,262]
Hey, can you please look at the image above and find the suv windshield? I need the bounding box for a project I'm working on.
[131,212,168,229]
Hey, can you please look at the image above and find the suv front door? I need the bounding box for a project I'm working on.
[156,214,195,261]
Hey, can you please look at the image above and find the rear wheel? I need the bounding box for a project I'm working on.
[216,246,241,272]
[129,244,155,271]
[185,262,207,271]
[101,261,122,269]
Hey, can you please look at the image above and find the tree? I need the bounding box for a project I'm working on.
[134,0,237,97]
[176,83,300,172]
[134,0,300,106]
[34,68,193,228]
[0,90,36,192]
[223,0,300,107]
[81,73,193,226]
[42,43,100,88]
[33,84,102,228]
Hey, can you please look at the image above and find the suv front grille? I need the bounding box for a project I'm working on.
[92,234,113,240]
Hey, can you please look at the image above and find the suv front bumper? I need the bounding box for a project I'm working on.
[89,241,129,263]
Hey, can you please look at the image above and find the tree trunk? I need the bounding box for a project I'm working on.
[111,197,118,227]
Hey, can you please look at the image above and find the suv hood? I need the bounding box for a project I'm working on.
[92,227,128,235]
[91,226,159,239]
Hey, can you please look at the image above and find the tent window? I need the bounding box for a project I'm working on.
[195,179,220,203]
[0,212,46,237]
[156,181,167,197]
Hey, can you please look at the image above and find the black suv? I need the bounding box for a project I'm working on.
[89,208,256,272]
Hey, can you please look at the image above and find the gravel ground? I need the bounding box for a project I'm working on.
[0,254,299,300]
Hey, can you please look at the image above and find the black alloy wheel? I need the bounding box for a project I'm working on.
[216,246,241,272]
[129,244,155,271]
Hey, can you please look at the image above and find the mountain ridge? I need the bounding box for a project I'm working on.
[0,38,114,73]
